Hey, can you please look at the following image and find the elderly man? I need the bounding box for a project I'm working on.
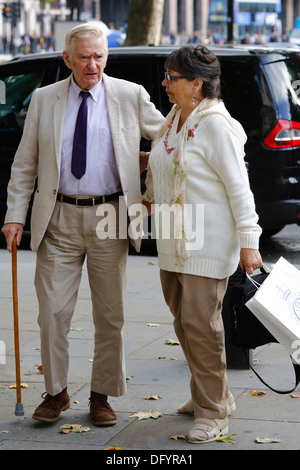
[2,23,164,425]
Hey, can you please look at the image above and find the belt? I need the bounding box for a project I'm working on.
[57,191,123,207]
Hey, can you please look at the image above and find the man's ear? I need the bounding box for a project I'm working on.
[62,50,72,70]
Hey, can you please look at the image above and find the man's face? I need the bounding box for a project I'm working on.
[63,36,108,90]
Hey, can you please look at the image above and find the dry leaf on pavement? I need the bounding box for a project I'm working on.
[59,424,90,434]
[105,446,123,450]
[216,434,238,443]
[9,383,28,389]
[130,411,163,420]
[143,395,161,400]
[170,435,187,440]
[165,338,180,345]
[255,437,281,444]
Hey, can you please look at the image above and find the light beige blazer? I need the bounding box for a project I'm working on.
[4,74,164,252]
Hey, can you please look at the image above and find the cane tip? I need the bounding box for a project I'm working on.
[15,403,24,416]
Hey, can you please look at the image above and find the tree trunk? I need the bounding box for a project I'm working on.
[125,0,165,46]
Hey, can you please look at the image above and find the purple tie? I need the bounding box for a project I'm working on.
[71,90,90,179]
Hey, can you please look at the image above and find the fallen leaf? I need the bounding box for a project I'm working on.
[126,376,134,381]
[0,430,9,433]
[105,446,123,450]
[37,364,43,374]
[170,357,178,360]
[9,383,28,389]
[170,435,187,440]
[59,424,90,434]
[73,400,79,404]
[147,323,160,327]
[216,434,238,443]
[59,428,71,434]
[158,356,166,359]
[255,437,281,444]
[251,390,266,396]
[130,411,163,420]
[72,426,91,433]
[143,395,161,400]
[165,338,180,346]
[291,394,300,398]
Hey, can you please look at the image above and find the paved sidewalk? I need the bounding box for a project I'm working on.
[1,248,300,452]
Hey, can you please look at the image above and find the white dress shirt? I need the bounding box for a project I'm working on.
[59,75,122,196]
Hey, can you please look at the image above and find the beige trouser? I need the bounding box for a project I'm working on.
[160,270,229,420]
[34,199,128,397]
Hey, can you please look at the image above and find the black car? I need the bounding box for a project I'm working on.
[0,45,300,242]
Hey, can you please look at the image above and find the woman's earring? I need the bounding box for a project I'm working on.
[192,96,197,105]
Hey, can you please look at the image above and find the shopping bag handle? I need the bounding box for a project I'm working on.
[244,265,271,288]
[241,264,300,393]
[242,348,300,394]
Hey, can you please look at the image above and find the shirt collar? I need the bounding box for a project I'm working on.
[70,74,103,102]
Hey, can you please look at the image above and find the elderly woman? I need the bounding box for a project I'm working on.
[143,45,263,444]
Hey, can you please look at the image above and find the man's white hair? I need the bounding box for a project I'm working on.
[65,23,108,55]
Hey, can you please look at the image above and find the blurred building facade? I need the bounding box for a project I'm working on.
[0,0,299,48]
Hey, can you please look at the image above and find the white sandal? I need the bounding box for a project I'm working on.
[178,391,236,415]
[188,417,229,444]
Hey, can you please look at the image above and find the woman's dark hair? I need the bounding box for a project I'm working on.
[164,45,221,98]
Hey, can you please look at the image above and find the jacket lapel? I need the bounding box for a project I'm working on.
[103,74,120,167]
[53,77,71,170]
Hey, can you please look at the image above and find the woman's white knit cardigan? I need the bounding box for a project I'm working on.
[143,100,262,279]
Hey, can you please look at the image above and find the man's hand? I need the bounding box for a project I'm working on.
[1,223,24,253]
[139,151,150,173]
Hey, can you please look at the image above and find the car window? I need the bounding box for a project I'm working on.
[220,56,274,140]
[105,57,171,116]
[0,69,43,131]
[263,54,300,122]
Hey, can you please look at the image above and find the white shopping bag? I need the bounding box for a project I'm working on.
[246,257,300,364]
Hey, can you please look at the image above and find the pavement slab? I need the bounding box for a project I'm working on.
[1,247,300,455]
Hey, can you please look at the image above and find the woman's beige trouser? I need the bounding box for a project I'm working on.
[160,270,229,419]
[34,199,128,397]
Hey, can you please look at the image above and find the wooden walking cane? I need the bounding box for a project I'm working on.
[12,237,24,416]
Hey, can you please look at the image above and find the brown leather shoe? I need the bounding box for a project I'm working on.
[89,391,117,426]
[32,387,70,422]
